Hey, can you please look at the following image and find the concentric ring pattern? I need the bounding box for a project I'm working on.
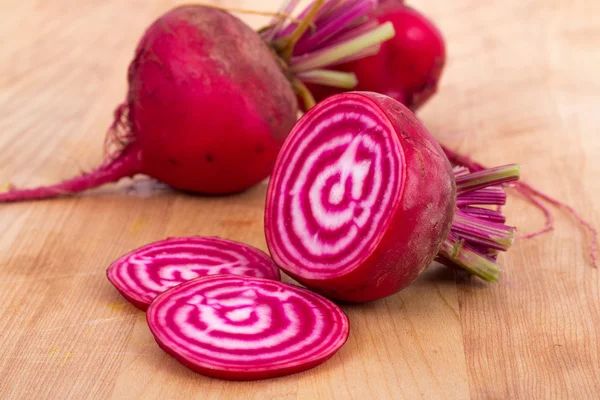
[267,97,403,279]
[107,237,280,308]
[146,275,349,379]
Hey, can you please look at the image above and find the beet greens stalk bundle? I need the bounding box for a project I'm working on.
[283,0,447,111]
[265,92,520,302]
[0,1,394,201]
[441,146,598,267]
[261,0,396,109]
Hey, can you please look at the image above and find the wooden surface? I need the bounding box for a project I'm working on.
[1,0,599,398]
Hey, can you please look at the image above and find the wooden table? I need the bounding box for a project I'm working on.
[1,1,599,398]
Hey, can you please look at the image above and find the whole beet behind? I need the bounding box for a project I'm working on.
[1,2,396,202]
[0,6,297,200]
[127,6,298,194]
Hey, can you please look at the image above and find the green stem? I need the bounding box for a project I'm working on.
[295,69,358,89]
[456,164,521,195]
[290,22,395,73]
[292,78,317,110]
[438,238,502,282]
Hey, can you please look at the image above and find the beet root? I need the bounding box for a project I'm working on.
[265,92,455,302]
[1,5,297,201]
[265,92,520,302]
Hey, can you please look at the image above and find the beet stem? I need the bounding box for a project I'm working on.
[292,0,375,55]
[295,69,358,89]
[0,145,142,202]
[277,0,326,61]
[439,234,501,282]
[263,0,302,40]
[437,165,520,281]
[455,164,520,194]
[292,77,317,110]
[290,22,395,73]
[441,144,598,268]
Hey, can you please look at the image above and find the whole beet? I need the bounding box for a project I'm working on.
[0,5,297,201]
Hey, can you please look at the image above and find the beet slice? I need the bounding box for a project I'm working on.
[107,236,280,310]
[146,275,349,380]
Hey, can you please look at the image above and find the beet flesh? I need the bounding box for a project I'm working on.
[0,5,297,202]
[265,92,455,302]
[146,275,349,380]
[107,236,280,310]
[307,4,446,111]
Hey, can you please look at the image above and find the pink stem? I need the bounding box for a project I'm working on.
[514,185,554,239]
[0,145,142,202]
[518,181,598,267]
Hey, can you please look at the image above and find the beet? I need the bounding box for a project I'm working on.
[146,275,349,380]
[304,3,446,110]
[265,92,520,302]
[107,236,280,310]
[2,3,395,202]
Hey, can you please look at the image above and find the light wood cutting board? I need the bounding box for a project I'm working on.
[1,0,599,398]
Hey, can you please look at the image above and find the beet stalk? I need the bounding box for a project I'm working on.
[441,145,598,267]
[267,0,446,111]
[107,236,280,310]
[265,92,520,302]
[146,275,349,380]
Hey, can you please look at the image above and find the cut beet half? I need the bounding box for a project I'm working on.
[107,236,280,310]
[265,92,519,302]
[146,275,349,380]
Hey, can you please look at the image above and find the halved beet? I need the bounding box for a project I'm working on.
[107,236,280,310]
[265,92,520,302]
[146,275,349,380]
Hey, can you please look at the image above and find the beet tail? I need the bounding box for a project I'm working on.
[0,145,142,202]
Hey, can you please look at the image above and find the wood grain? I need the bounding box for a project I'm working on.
[0,0,598,398]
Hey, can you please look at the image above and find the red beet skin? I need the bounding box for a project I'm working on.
[107,236,280,311]
[129,6,296,193]
[0,5,296,201]
[265,92,455,302]
[308,5,446,111]
[146,275,349,380]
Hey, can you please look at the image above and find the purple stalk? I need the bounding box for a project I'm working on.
[459,206,507,223]
[443,144,598,268]
[456,164,520,194]
[293,0,375,54]
[263,0,302,41]
[437,165,520,281]
[452,211,515,251]
[455,186,507,207]
[273,0,340,40]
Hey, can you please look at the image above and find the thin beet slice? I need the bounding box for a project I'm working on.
[265,92,520,302]
[107,237,280,310]
[146,275,349,380]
